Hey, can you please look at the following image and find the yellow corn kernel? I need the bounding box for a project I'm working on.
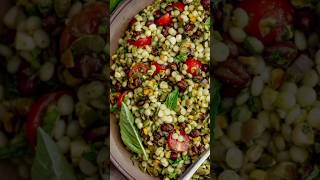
[249,169,267,180]
[165,152,171,159]
[271,68,285,90]
[188,14,196,23]
[154,160,161,166]
[188,115,194,120]
[193,137,201,142]
[203,138,209,144]
[143,128,149,135]
[144,88,153,96]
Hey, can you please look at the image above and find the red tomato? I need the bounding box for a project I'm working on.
[117,92,128,108]
[60,2,107,52]
[240,0,294,45]
[26,91,70,147]
[185,58,203,76]
[152,62,166,76]
[173,2,185,12]
[155,13,172,26]
[128,63,149,77]
[168,131,190,152]
[128,37,152,47]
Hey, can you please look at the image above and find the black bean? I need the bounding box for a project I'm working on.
[170,152,178,160]
[162,26,170,37]
[201,64,209,72]
[185,23,195,32]
[178,122,187,129]
[145,20,154,27]
[189,129,200,138]
[165,5,174,12]
[161,123,174,132]
[177,80,188,92]
[154,10,162,19]
[201,0,210,10]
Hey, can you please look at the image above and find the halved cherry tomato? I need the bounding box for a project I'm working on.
[60,2,107,52]
[173,2,185,12]
[240,0,294,45]
[152,62,166,76]
[117,92,128,108]
[128,63,149,77]
[26,91,70,147]
[185,58,203,76]
[168,131,190,152]
[155,13,172,26]
[128,37,152,47]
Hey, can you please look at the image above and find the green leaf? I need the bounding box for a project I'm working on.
[165,89,179,110]
[119,103,148,160]
[42,107,60,134]
[306,165,320,180]
[210,80,221,140]
[32,128,76,180]
[174,53,188,62]
[110,0,122,11]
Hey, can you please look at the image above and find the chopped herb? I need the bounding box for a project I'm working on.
[175,53,188,62]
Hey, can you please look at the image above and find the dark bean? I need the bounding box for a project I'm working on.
[177,80,188,92]
[154,132,162,140]
[145,20,154,27]
[42,15,58,32]
[169,63,178,71]
[201,64,209,72]
[170,152,178,160]
[129,18,137,27]
[185,24,195,32]
[178,122,187,129]
[201,0,210,10]
[191,145,205,155]
[264,42,298,68]
[154,10,162,19]
[162,26,170,37]
[132,31,142,37]
[215,59,250,89]
[18,76,38,96]
[161,123,174,132]
[152,49,159,56]
[136,100,145,106]
[133,78,142,87]
[128,78,142,89]
[165,5,174,12]
[190,129,200,138]
[115,82,122,92]
[295,8,316,33]
[225,39,239,57]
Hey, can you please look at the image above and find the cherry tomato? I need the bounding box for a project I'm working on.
[117,92,128,108]
[185,58,203,76]
[240,0,294,45]
[60,2,107,52]
[155,13,172,26]
[173,2,185,12]
[26,91,70,147]
[168,131,190,152]
[128,63,149,78]
[152,62,166,76]
[128,37,152,47]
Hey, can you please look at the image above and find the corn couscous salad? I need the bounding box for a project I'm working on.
[111,0,210,179]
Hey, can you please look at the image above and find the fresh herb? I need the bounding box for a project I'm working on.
[29,48,41,69]
[174,53,188,62]
[110,0,122,11]
[99,24,108,34]
[306,165,320,180]
[110,104,119,112]
[247,96,262,113]
[205,18,211,29]
[165,89,179,110]
[210,80,221,144]
[42,107,60,134]
[119,103,148,160]
[0,137,30,160]
[32,128,76,180]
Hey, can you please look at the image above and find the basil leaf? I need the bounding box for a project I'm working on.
[42,108,60,134]
[32,128,76,180]
[165,89,179,110]
[119,103,148,160]
[0,142,30,159]
[306,165,320,180]
[175,53,188,62]
[110,0,122,11]
[210,80,221,139]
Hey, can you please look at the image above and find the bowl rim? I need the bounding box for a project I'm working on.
[110,1,158,180]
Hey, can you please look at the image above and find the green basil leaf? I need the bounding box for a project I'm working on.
[119,103,148,160]
[32,128,76,180]
[306,165,320,180]
[175,53,188,62]
[210,79,221,139]
[110,0,122,11]
[42,107,60,134]
[165,89,179,110]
